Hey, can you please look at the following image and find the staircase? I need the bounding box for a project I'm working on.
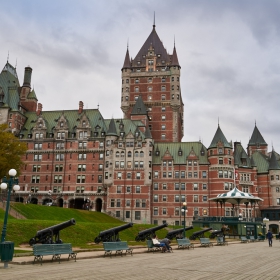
[0,202,26,219]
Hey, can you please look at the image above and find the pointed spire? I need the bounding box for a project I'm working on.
[122,46,131,70]
[171,42,180,67]
[209,125,231,149]
[107,118,118,136]
[268,150,280,170]
[144,125,152,139]
[131,95,147,115]
[248,124,267,146]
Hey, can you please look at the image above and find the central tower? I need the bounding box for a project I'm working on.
[121,22,184,143]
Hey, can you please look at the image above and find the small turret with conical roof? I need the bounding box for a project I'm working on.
[247,123,267,156]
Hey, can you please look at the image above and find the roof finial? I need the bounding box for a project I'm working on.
[153,11,155,30]
[218,116,219,126]
[174,35,176,47]
[255,119,256,126]
[97,103,99,110]
[7,51,9,63]
[127,38,129,50]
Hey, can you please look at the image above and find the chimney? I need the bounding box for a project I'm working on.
[23,66,32,88]
[37,103,42,116]
[79,101,84,114]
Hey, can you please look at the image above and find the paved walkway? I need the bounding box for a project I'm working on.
[1,240,279,279]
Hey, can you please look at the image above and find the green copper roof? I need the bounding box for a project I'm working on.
[209,125,231,149]
[152,142,209,164]
[27,89,38,101]
[21,109,106,138]
[248,125,267,146]
[251,151,269,174]
[104,119,146,139]
[0,62,20,110]
[234,142,252,168]
[268,150,280,170]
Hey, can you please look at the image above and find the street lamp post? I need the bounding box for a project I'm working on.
[0,169,20,268]
[181,202,188,239]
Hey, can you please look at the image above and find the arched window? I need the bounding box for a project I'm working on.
[128,151,132,157]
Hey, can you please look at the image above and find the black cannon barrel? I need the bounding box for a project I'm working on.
[37,218,76,236]
[189,227,212,240]
[29,218,76,245]
[94,223,133,243]
[209,230,223,239]
[165,226,194,240]
[135,223,168,241]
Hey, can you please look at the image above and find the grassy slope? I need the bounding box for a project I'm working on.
[0,203,202,248]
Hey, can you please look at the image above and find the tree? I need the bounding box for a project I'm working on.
[0,124,27,178]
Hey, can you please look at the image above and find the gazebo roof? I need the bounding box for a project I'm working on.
[209,187,263,205]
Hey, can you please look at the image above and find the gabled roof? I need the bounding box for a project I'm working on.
[152,142,209,164]
[20,109,106,138]
[131,96,147,115]
[268,150,280,170]
[209,125,231,149]
[248,125,267,146]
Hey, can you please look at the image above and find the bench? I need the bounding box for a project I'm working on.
[146,240,163,253]
[33,243,77,265]
[177,238,194,249]
[216,236,228,246]
[240,236,249,243]
[249,236,256,242]
[103,241,133,257]
[200,238,213,247]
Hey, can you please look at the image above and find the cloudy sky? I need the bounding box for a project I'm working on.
[1,0,280,152]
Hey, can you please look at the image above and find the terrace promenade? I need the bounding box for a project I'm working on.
[1,240,279,279]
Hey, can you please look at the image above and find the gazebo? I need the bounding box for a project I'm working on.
[209,187,263,218]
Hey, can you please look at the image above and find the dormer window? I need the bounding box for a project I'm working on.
[60,122,64,127]
[158,54,161,58]
[178,150,182,156]
[137,61,140,65]
[155,150,160,156]
[82,121,86,127]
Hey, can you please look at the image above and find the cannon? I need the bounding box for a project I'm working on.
[189,227,213,240]
[209,230,223,239]
[135,223,168,242]
[94,223,133,244]
[165,226,194,240]
[29,218,76,245]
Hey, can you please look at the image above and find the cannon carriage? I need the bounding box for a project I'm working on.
[135,223,168,241]
[29,218,76,246]
[94,223,133,244]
